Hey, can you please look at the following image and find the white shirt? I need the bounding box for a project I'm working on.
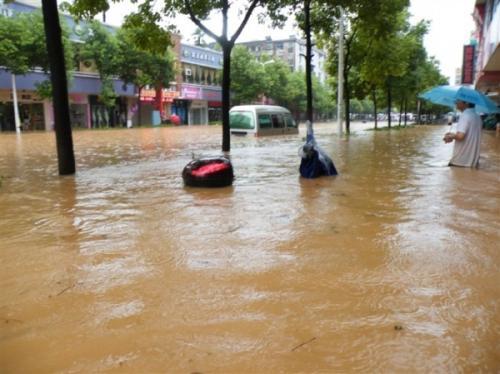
[450,108,482,167]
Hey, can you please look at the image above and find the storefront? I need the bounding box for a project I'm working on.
[89,95,128,128]
[138,89,180,126]
[1,68,138,131]
[69,93,90,128]
[189,100,208,125]
[0,89,45,131]
[171,99,189,125]
[208,101,222,123]
[178,84,222,125]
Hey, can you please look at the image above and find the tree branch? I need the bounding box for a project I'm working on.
[184,0,221,44]
[222,0,229,42]
[230,0,260,44]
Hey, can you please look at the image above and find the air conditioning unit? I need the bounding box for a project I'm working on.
[185,68,192,76]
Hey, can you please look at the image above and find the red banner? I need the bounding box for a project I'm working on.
[462,45,475,85]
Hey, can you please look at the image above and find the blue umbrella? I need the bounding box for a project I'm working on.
[419,85,499,114]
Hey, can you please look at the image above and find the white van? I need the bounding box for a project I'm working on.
[229,105,298,136]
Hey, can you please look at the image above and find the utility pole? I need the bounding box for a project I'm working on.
[337,7,344,136]
[11,75,21,133]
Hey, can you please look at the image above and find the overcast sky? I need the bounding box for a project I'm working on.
[104,0,477,84]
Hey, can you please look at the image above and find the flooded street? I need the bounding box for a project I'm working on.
[1,123,499,373]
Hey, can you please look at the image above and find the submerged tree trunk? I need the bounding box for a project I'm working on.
[342,32,355,134]
[416,99,421,124]
[372,88,378,130]
[41,0,75,175]
[221,42,232,152]
[304,0,313,124]
[137,86,143,126]
[404,98,408,126]
[344,79,350,134]
[387,79,392,129]
[155,83,163,122]
[398,100,403,126]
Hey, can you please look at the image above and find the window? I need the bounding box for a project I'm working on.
[258,114,272,128]
[284,114,297,128]
[271,114,284,128]
[230,111,254,129]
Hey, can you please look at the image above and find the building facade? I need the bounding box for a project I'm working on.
[237,36,327,85]
[0,0,138,131]
[471,0,500,103]
[173,43,223,125]
[0,0,223,131]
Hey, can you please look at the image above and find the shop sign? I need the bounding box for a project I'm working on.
[163,91,179,102]
[140,89,180,103]
[181,86,202,100]
[180,85,222,101]
[202,88,222,101]
[0,90,41,102]
[462,45,475,85]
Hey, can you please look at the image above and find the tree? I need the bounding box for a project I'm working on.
[282,71,307,122]
[268,0,368,129]
[115,22,175,125]
[65,0,262,152]
[230,46,266,105]
[312,76,335,120]
[0,8,75,173]
[262,58,291,105]
[166,0,262,152]
[79,21,119,108]
[0,11,73,130]
[317,0,410,132]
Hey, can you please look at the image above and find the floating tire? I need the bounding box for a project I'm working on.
[182,157,234,188]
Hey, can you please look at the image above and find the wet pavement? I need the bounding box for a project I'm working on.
[0,122,499,372]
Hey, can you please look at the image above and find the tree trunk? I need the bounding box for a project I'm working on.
[342,37,351,134]
[138,86,143,126]
[398,100,403,126]
[155,83,164,122]
[344,79,350,134]
[387,80,392,129]
[416,99,421,124]
[41,0,75,175]
[404,98,408,126]
[304,0,313,124]
[372,88,378,130]
[221,43,232,152]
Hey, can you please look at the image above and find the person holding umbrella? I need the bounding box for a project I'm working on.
[419,85,499,168]
[443,99,482,167]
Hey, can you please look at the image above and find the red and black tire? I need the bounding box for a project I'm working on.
[182,157,234,188]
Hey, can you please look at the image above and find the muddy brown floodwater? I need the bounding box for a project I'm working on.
[0,123,499,373]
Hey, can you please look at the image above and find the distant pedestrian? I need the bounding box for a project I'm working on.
[443,100,482,167]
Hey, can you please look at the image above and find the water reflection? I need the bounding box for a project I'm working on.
[0,123,498,372]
